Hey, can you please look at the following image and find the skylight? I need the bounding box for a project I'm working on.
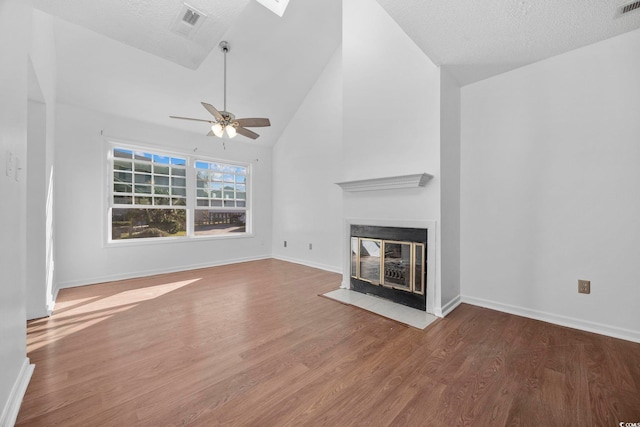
[255,0,290,17]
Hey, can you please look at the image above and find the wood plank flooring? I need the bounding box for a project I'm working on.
[17,259,640,426]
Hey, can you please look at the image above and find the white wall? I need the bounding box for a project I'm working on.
[461,28,640,342]
[26,97,48,318]
[439,68,461,312]
[0,0,34,424]
[54,103,273,289]
[343,0,441,185]
[343,0,444,312]
[26,9,57,319]
[271,46,343,272]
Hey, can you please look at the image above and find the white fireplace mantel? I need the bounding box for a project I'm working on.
[335,173,433,192]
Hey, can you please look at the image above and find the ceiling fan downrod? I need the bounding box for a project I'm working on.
[219,41,230,115]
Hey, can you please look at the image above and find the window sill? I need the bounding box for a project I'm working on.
[105,233,254,248]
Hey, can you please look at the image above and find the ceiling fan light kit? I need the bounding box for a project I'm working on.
[211,122,224,137]
[170,41,271,140]
[225,123,237,138]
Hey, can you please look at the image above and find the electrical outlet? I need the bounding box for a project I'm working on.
[578,280,590,294]
[309,243,312,250]
[284,240,287,248]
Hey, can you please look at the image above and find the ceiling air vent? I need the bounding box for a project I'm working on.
[170,3,207,39]
[182,9,201,26]
[618,1,640,16]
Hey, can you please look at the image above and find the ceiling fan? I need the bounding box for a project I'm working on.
[170,41,271,140]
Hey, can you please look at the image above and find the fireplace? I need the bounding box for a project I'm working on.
[350,225,427,311]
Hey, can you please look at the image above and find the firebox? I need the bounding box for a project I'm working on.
[350,225,427,311]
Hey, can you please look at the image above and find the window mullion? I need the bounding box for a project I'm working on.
[186,157,195,237]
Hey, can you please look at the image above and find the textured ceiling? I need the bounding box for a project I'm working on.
[375,0,640,84]
[32,0,254,70]
[30,0,640,147]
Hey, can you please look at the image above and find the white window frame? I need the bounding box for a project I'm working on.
[105,139,251,245]
[192,158,251,238]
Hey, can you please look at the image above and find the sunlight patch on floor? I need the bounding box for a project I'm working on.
[28,278,202,351]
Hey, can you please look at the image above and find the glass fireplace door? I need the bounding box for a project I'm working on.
[382,241,412,291]
[351,237,426,295]
[358,238,382,284]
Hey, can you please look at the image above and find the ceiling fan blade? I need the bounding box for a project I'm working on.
[235,118,271,128]
[201,102,224,121]
[170,116,213,123]
[235,126,260,140]
[207,130,214,136]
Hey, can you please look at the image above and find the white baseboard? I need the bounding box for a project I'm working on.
[56,254,271,289]
[461,295,640,344]
[435,294,461,318]
[0,358,34,427]
[272,255,342,274]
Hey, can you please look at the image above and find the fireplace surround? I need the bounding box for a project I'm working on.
[342,219,436,314]
[350,225,427,311]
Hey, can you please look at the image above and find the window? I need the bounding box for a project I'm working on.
[110,148,187,240]
[194,160,247,236]
[108,144,250,241]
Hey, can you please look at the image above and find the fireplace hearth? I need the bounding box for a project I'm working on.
[350,225,427,311]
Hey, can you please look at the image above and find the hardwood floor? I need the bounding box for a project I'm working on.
[17,259,640,426]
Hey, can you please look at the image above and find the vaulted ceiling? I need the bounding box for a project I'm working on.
[32,0,640,145]
[33,0,342,146]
